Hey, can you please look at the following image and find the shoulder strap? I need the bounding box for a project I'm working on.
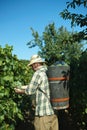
[37,87,49,100]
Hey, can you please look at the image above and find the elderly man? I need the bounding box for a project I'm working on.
[14,54,59,130]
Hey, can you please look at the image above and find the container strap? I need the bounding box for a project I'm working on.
[48,76,69,81]
[51,97,69,102]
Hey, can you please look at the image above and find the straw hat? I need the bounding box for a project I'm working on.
[28,54,45,66]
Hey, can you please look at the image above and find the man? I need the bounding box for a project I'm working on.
[14,54,59,130]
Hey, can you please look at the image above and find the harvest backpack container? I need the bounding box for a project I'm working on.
[47,62,70,110]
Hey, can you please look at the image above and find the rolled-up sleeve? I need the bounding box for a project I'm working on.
[25,71,41,95]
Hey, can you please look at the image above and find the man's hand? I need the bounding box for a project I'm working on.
[14,88,25,94]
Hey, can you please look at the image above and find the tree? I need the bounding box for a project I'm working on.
[60,0,87,40]
[27,23,83,65]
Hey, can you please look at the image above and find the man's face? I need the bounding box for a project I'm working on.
[31,63,40,71]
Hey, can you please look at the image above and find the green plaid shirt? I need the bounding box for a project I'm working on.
[25,66,54,116]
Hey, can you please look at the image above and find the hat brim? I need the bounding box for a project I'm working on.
[28,58,45,66]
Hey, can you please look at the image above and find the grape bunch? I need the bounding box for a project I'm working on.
[12,81,22,89]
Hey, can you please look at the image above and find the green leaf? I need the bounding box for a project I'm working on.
[85,108,87,114]
[3,76,13,82]
[0,115,4,123]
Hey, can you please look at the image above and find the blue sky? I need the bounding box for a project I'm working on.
[0,0,87,60]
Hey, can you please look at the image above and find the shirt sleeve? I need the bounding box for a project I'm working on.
[25,71,41,95]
